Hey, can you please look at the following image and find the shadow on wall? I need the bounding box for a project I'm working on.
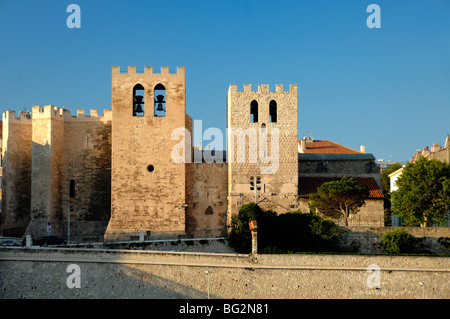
[0,145,33,237]
[114,264,217,299]
[0,260,217,299]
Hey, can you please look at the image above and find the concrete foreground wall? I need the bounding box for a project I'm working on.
[1,247,449,299]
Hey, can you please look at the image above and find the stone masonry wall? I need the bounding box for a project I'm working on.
[298,197,385,227]
[339,226,450,254]
[0,248,448,299]
[298,158,383,189]
[63,109,112,228]
[186,163,228,238]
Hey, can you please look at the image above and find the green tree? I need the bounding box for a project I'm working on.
[392,157,450,227]
[308,177,370,226]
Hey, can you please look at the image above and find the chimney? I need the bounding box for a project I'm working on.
[360,145,365,153]
[300,139,306,153]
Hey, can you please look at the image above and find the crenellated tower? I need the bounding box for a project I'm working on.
[105,66,190,240]
[1,111,32,236]
[226,84,299,224]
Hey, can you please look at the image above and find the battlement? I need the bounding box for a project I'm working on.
[3,106,112,123]
[31,105,65,119]
[64,108,112,122]
[228,84,297,94]
[2,110,32,123]
[112,65,185,76]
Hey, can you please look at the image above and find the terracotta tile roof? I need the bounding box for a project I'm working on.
[298,139,363,154]
[298,177,384,198]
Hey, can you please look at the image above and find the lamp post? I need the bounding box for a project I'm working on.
[68,203,73,245]
[205,270,210,299]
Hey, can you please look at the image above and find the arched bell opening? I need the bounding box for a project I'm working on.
[250,100,258,123]
[133,84,145,117]
[269,100,277,123]
[154,83,166,117]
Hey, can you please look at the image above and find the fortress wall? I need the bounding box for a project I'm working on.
[63,109,112,227]
[186,163,228,238]
[0,111,32,236]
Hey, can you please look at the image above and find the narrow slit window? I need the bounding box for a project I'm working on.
[154,83,166,117]
[69,179,76,198]
[133,84,145,116]
[250,100,258,123]
[269,100,277,123]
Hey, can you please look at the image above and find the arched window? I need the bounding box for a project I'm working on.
[133,84,145,116]
[205,206,214,215]
[69,179,76,198]
[250,100,258,123]
[154,83,166,117]
[269,100,277,123]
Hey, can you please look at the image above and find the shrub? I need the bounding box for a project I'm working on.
[381,228,421,254]
[227,203,275,253]
[227,203,341,253]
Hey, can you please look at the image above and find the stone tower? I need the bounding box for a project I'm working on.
[1,111,32,237]
[105,66,190,240]
[226,84,299,223]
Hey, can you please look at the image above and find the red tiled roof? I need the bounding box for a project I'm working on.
[298,177,383,198]
[298,140,363,154]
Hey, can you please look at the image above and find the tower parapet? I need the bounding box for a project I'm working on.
[3,110,32,123]
[228,84,297,93]
[112,65,185,77]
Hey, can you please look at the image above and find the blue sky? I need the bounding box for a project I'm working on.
[0,0,449,162]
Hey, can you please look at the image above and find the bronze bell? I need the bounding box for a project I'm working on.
[155,94,165,111]
[134,95,144,113]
